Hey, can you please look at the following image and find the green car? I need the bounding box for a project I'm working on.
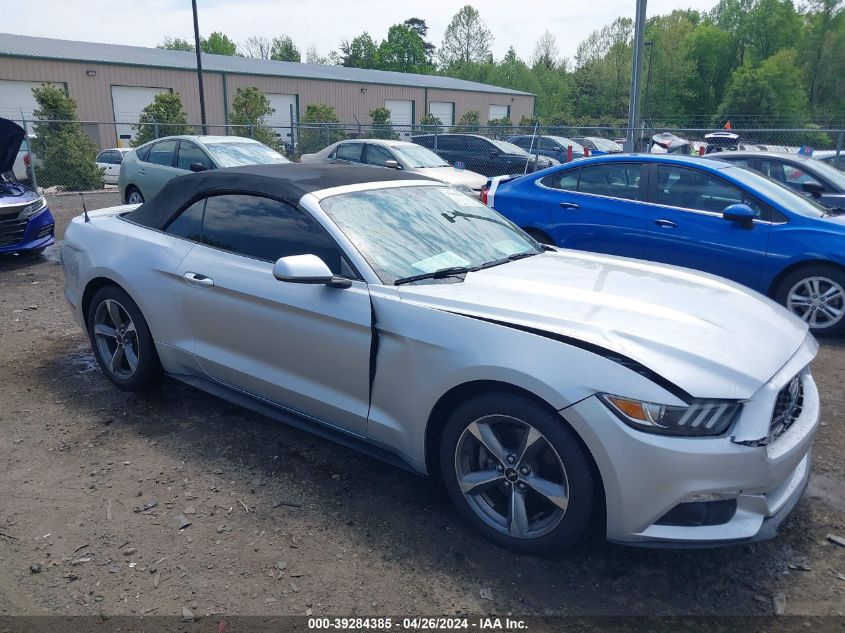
[119,135,290,204]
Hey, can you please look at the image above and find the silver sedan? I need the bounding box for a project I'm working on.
[61,164,819,553]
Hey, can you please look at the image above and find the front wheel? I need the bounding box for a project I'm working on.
[440,394,594,555]
[87,285,161,390]
[775,265,845,336]
[126,187,144,204]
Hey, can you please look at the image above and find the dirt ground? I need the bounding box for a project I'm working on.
[0,192,843,620]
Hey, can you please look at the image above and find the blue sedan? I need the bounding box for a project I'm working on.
[487,154,845,335]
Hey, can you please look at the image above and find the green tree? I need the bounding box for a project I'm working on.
[438,5,494,68]
[299,103,345,154]
[487,116,513,139]
[30,85,103,191]
[404,18,436,63]
[339,33,379,68]
[201,32,239,56]
[132,92,194,146]
[419,112,442,127]
[158,37,194,51]
[229,87,283,151]
[452,110,481,133]
[716,49,808,125]
[531,31,559,70]
[368,107,399,139]
[377,24,430,73]
[271,36,301,62]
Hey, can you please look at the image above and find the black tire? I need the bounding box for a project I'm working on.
[523,227,554,246]
[125,186,144,205]
[439,393,595,555]
[86,285,161,390]
[774,264,845,337]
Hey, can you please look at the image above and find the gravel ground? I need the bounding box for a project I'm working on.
[0,192,843,619]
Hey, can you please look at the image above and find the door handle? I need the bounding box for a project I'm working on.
[183,272,214,287]
[654,219,678,228]
[559,202,579,210]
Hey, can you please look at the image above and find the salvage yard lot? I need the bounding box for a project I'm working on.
[0,192,843,618]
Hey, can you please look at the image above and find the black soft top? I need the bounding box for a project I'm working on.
[125,163,434,230]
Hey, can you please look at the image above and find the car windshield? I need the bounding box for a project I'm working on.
[489,139,528,155]
[726,166,828,218]
[204,142,291,167]
[588,137,623,152]
[806,157,845,189]
[391,144,449,168]
[320,185,541,284]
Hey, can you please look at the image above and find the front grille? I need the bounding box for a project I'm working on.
[0,216,28,247]
[0,204,26,220]
[770,375,803,441]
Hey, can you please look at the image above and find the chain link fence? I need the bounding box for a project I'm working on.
[8,116,845,194]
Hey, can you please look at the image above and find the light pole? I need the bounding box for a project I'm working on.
[191,0,208,135]
[625,0,647,152]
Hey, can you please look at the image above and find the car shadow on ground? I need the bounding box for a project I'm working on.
[32,337,815,617]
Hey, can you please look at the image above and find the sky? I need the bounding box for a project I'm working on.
[10,0,722,62]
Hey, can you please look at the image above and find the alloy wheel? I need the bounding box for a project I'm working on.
[93,299,140,378]
[786,276,844,329]
[127,190,144,204]
[454,414,569,539]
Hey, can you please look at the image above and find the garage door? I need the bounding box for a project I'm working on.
[489,104,510,121]
[263,93,297,143]
[428,101,454,127]
[0,80,66,126]
[384,99,413,135]
[111,86,170,145]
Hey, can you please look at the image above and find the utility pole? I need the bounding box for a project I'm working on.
[625,0,647,152]
[191,0,207,135]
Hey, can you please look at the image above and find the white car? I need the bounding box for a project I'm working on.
[61,164,819,553]
[96,148,130,185]
[300,139,488,196]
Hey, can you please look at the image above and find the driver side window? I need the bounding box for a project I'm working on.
[655,165,765,217]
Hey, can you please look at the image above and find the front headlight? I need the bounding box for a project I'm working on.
[600,394,741,437]
[20,197,47,219]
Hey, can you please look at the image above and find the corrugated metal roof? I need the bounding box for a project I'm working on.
[0,33,533,96]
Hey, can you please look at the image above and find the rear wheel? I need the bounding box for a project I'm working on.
[87,285,160,390]
[126,186,144,204]
[440,393,594,554]
[775,265,845,336]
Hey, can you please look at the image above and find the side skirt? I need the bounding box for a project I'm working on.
[168,373,425,476]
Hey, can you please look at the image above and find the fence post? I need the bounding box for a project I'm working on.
[153,116,159,140]
[434,129,438,152]
[289,104,295,156]
[835,130,844,158]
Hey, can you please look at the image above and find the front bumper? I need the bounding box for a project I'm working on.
[564,344,820,547]
[0,208,55,254]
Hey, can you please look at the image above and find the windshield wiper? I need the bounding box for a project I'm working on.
[476,251,539,271]
[394,266,473,286]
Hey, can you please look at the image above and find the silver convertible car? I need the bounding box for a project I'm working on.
[61,164,820,553]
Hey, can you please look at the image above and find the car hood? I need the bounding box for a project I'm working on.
[396,250,809,400]
[0,117,25,175]
[410,166,487,189]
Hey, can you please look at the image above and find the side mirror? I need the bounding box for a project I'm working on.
[272,254,351,288]
[189,162,206,172]
[384,159,400,169]
[802,180,824,198]
[722,203,756,228]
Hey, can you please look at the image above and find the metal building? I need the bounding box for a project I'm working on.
[0,33,535,149]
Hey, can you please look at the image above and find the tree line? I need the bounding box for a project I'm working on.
[158,1,841,129]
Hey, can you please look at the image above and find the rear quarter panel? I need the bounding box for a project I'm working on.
[491,177,552,235]
[62,214,197,360]
[760,219,845,293]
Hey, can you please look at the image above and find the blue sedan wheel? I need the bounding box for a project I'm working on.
[777,265,845,336]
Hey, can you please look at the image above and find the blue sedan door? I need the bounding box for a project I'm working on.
[644,164,771,288]
[544,162,649,258]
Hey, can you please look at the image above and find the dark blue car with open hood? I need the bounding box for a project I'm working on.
[0,117,55,256]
